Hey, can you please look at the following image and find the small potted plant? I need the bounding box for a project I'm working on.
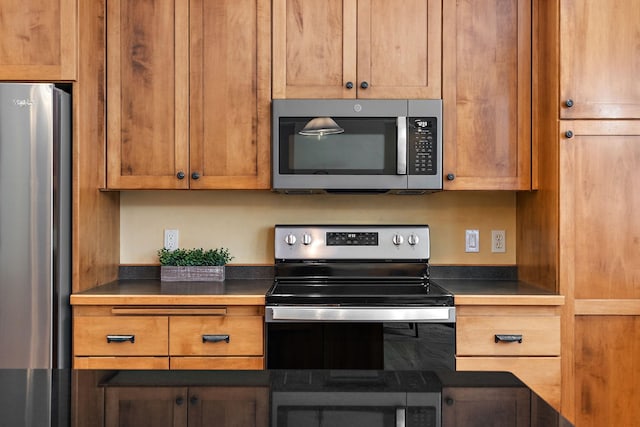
[158,247,233,282]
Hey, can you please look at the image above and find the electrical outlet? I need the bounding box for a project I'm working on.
[492,230,506,253]
[465,229,479,253]
[164,229,179,251]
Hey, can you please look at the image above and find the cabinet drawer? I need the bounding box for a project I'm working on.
[74,316,169,356]
[74,356,169,370]
[170,356,264,370]
[456,315,560,356]
[169,316,263,356]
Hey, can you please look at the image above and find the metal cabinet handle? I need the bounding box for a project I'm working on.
[446,173,455,181]
[565,99,574,107]
[202,334,230,343]
[396,408,406,427]
[106,335,135,344]
[345,81,354,89]
[191,171,200,180]
[176,171,185,180]
[494,334,523,343]
[360,81,369,89]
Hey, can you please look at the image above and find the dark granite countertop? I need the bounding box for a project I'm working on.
[72,265,563,306]
[0,369,573,426]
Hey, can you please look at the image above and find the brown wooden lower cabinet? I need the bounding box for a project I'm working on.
[455,304,562,410]
[442,387,531,427]
[73,305,265,370]
[456,357,561,411]
[574,315,640,427]
[105,386,268,427]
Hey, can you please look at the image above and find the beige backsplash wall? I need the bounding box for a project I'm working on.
[120,190,516,265]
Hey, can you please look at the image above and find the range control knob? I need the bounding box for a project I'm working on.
[408,234,420,246]
[284,234,297,246]
[302,233,312,245]
[392,234,404,246]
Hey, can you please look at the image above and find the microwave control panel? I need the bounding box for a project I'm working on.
[408,118,437,175]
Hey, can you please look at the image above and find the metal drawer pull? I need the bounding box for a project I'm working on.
[495,334,523,343]
[202,334,230,344]
[106,335,135,344]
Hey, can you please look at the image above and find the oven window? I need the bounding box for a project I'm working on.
[276,406,397,427]
[278,117,398,174]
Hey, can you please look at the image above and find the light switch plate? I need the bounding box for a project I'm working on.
[465,229,479,252]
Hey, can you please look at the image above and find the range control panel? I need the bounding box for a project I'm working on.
[275,225,430,260]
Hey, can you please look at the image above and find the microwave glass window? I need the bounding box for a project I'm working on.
[279,118,397,174]
[292,134,385,170]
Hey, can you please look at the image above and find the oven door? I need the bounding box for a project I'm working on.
[272,391,440,427]
[266,320,455,371]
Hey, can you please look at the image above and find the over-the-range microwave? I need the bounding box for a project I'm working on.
[272,99,442,194]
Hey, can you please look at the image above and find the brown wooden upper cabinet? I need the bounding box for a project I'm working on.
[0,0,77,80]
[560,0,640,119]
[442,0,531,190]
[106,0,271,190]
[272,0,442,99]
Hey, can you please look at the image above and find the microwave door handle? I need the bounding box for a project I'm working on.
[396,407,406,427]
[397,117,407,175]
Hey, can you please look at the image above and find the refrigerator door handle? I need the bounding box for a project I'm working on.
[106,335,135,344]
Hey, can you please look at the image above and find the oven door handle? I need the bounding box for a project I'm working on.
[267,307,455,323]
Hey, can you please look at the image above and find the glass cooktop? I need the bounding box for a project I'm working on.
[266,280,453,307]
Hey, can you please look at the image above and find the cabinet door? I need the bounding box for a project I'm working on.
[574,316,640,427]
[456,357,561,412]
[442,387,530,427]
[105,387,188,427]
[356,0,441,99]
[273,0,441,99]
[559,121,640,300]
[188,387,269,427]
[0,0,76,80]
[189,0,271,189]
[106,0,189,189]
[442,0,531,190]
[560,0,640,118]
[272,0,357,99]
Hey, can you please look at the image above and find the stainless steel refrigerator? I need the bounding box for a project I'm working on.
[0,83,71,426]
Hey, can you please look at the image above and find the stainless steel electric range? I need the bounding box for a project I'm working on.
[266,225,456,371]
